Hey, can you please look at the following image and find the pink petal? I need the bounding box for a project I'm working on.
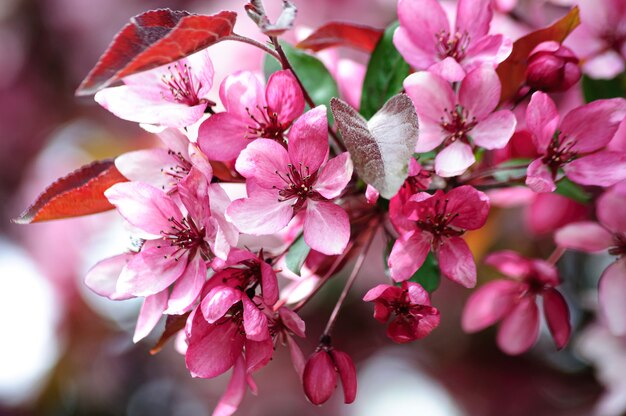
[201,286,241,323]
[435,141,476,177]
[446,185,490,230]
[564,151,626,187]
[561,98,626,153]
[458,65,501,119]
[393,26,437,69]
[525,158,556,193]
[485,250,533,278]
[245,338,273,374]
[220,71,266,121]
[279,307,306,338]
[330,349,357,404]
[303,351,337,405]
[397,0,448,58]
[582,49,625,80]
[133,289,168,343]
[286,335,306,379]
[437,236,476,288]
[315,152,353,199]
[186,316,243,378]
[365,185,380,204]
[455,0,492,40]
[414,119,448,153]
[165,254,207,314]
[304,201,350,255]
[363,284,394,302]
[597,184,626,233]
[242,296,270,341]
[336,59,366,109]
[471,110,516,149]
[212,356,247,416]
[462,280,521,332]
[117,240,188,297]
[105,182,181,236]
[406,281,432,305]
[261,261,279,305]
[266,70,305,125]
[599,260,626,336]
[497,297,540,355]
[235,138,290,189]
[84,253,135,300]
[526,92,559,154]
[526,192,588,236]
[198,112,249,162]
[462,34,511,72]
[115,149,177,191]
[288,106,329,173]
[227,191,294,235]
[554,222,613,252]
[185,49,214,99]
[542,288,571,349]
[388,231,432,282]
[427,57,466,82]
[403,71,455,127]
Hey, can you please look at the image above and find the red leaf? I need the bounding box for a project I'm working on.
[497,7,580,103]
[150,312,190,355]
[296,22,383,53]
[76,9,237,96]
[14,160,128,224]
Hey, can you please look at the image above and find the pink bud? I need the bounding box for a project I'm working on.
[302,346,357,405]
[525,41,581,92]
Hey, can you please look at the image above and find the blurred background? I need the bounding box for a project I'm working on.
[1,0,623,415]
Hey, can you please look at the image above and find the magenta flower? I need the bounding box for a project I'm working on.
[198,70,305,161]
[388,185,490,288]
[363,281,440,343]
[525,92,626,192]
[404,66,516,177]
[394,0,511,82]
[525,41,581,93]
[303,346,357,405]
[227,106,353,255]
[95,49,215,128]
[555,182,626,336]
[462,251,571,355]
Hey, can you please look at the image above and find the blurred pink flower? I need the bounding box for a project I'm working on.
[462,250,571,355]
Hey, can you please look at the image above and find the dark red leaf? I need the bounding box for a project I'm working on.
[497,7,580,103]
[150,312,190,355]
[76,9,237,96]
[296,22,383,53]
[14,160,128,224]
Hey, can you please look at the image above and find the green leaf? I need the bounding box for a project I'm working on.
[263,42,339,111]
[492,158,532,182]
[582,73,626,103]
[408,253,440,293]
[359,21,410,119]
[555,177,592,203]
[285,234,311,276]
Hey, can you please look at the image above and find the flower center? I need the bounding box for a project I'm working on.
[275,163,320,211]
[435,30,471,61]
[609,233,626,257]
[543,131,578,176]
[161,149,192,184]
[158,216,209,260]
[440,105,478,146]
[161,63,208,106]
[220,260,262,293]
[246,106,288,142]
[416,198,464,243]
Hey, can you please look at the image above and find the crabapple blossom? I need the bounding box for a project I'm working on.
[525,41,581,92]
[462,251,571,355]
[303,344,357,405]
[394,0,511,82]
[404,66,516,177]
[389,185,490,287]
[95,49,215,128]
[198,69,305,161]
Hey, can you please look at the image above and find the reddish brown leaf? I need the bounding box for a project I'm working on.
[296,22,383,53]
[14,160,128,224]
[76,9,237,96]
[150,312,190,355]
[497,7,580,103]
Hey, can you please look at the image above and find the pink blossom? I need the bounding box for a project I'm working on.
[394,0,511,82]
[404,66,516,177]
[227,106,353,255]
[525,92,626,192]
[555,182,626,336]
[363,281,440,343]
[388,185,490,288]
[303,345,357,405]
[462,251,571,355]
[525,41,581,92]
[94,49,215,128]
[198,70,305,162]
[389,158,433,232]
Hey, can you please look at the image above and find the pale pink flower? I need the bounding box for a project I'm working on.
[363,281,440,343]
[525,92,626,192]
[462,251,571,355]
[388,185,490,288]
[525,41,581,93]
[303,345,357,405]
[227,106,353,255]
[198,69,305,162]
[95,49,215,128]
[394,0,511,82]
[404,66,516,177]
[555,181,626,336]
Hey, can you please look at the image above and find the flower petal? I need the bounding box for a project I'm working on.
[428,57,466,82]
[554,222,613,252]
[455,0,492,40]
[288,106,329,173]
[561,98,626,153]
[165,254,207,314]
[212,356,247,416]
[393,26,437,69]
[330,349,357,404]
[403,71,455,127]
[220,71,266,120]
[235,138,290,189]
[542,288,571,349]
[485,250,532,278]
[115,149,177,191]
[304,201,350,255]
[435,141,476,177]
[266,70,305,125]
[471,110,516,149]
[227,191,294,235]
[198,112,250,162]
[388,231,432,282]
[315,152,353,199]
[303,351,336,405]
[84,253,135,300]
[525,158,556,193]
[496,297,540,355]
[242,296,270,341]
[397,0,448,58]
[133,289,168,343]
[186,315,243,378]
[446,185,490,230]
[201,286,241,323]
[564,151,626,187]
[462,280,521,332]
[459,65,501,119]
[599,260,626,336]
[526,92,559,154]
[597,184,626,233]
[437,236,476,288]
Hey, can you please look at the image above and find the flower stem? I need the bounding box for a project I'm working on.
[547,246,566,266]
[226,33,281,62]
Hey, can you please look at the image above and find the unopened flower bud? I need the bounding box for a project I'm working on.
[526,41,581,92]
[302,344,357,405]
